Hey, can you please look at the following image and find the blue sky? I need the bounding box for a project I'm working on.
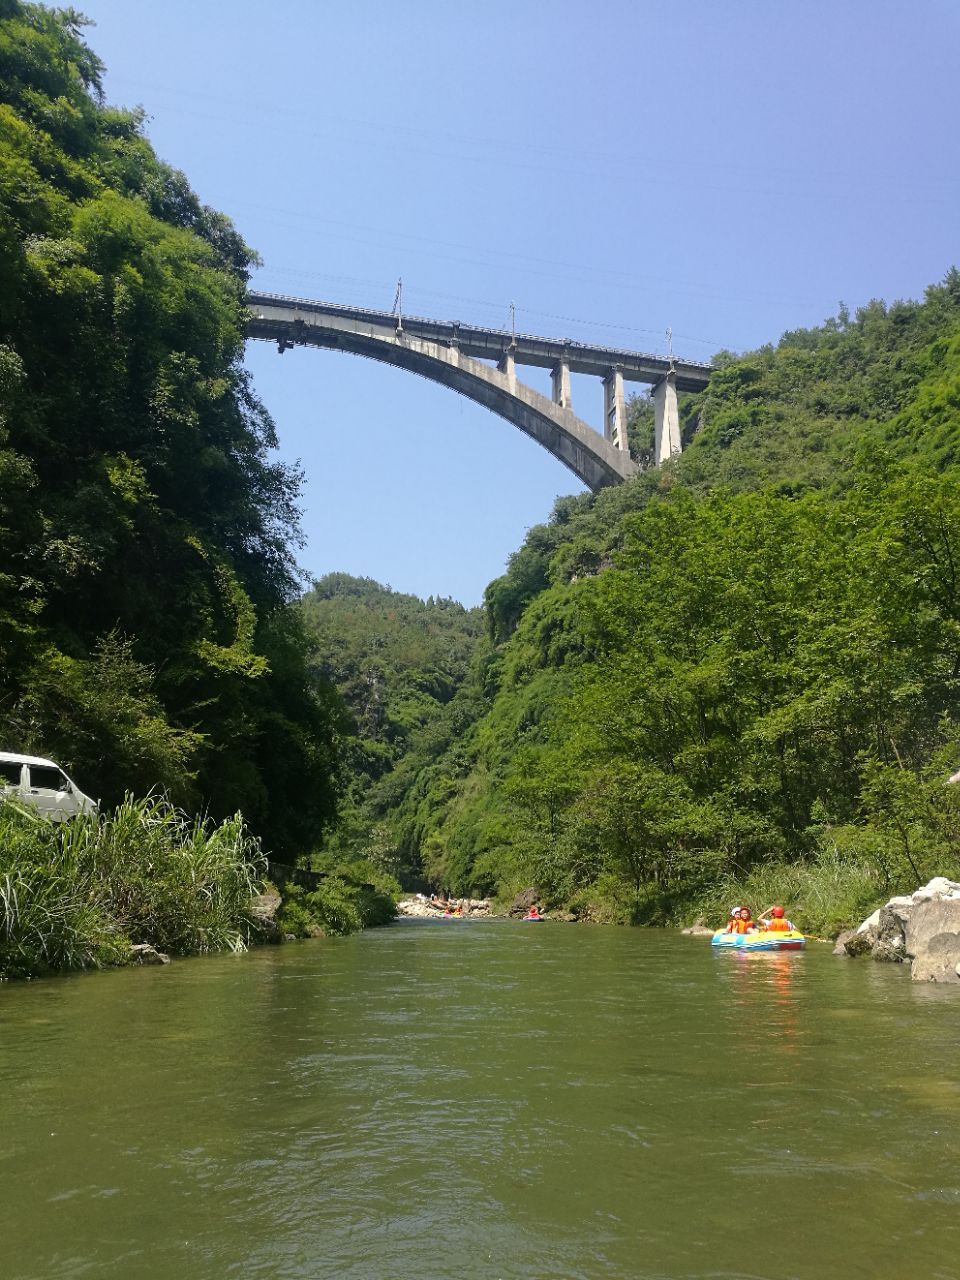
[81,0,959,605]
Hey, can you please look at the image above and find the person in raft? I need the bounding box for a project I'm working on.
[721,907,741,933]
[757,904,795,932]
[723,906,758,934]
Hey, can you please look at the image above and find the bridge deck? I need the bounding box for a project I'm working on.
[247,292,712,393]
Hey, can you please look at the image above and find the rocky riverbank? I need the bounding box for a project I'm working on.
[396,896,494,918]
[833,877,960,983]
[396,888,580,922]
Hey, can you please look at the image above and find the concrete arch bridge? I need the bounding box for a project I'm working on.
[246,292,713,491]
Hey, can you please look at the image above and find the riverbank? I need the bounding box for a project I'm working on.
[0,796,263,980]
[682,850,887,940]
[0,798,394,981]
[473,858,888,936]
[9,793,957,989]
[395,889,570,920]
[396,895,493,918]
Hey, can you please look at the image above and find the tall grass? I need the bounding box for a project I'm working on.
[0,795,266,979]
[688,845,886,938]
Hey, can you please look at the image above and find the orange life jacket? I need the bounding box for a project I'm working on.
[764,917,793,932]
[726,918,754,934]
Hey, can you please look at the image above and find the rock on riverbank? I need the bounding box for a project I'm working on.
[834,877,960,983]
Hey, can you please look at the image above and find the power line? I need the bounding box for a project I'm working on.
[243,212,836,316]
[105,73,960,198]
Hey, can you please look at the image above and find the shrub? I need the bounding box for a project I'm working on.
[277,872,396,939]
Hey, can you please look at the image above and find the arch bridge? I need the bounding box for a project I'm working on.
[246,292,713,491]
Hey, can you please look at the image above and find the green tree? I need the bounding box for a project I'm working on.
[0,3,341,854]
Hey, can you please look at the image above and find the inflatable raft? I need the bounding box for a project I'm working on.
[711,929,805,952]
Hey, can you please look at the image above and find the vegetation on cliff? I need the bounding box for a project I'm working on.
[365,275,960,928]
[0,2,341,856]
[299,574,482,881]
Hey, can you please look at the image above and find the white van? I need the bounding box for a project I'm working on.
[0,752,98,820]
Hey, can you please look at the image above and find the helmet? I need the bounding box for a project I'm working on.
[772,905,785,918]
[730,906,742,916]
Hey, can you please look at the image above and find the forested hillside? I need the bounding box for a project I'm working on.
[0,3,339,855]
[373,275,960,929]
[300,574,482,879]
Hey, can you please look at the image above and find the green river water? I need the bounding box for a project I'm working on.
[1,920,959,1280]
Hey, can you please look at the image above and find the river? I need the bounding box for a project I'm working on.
[1,920,958,1279]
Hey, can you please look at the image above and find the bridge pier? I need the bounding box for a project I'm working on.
[498,345,517,393]
[603,367,627,452]
[652,368,681,463]
[551,358,571,410]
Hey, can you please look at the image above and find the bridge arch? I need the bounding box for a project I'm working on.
[246,294,712,491]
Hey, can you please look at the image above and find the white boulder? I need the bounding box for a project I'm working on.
[848,879,960,982]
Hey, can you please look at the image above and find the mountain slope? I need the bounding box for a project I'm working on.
[300,574,483,877]
[375,275,960,925]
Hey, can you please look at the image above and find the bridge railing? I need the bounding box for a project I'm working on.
[246,290,714,381]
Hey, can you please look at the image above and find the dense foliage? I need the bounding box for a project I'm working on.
[299,574,482,879]
[0,3,340,854]
[275,873,397,940]
[0,795,266,978]
[374,275,960,926]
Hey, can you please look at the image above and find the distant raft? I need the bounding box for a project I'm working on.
[711,929,806,952]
